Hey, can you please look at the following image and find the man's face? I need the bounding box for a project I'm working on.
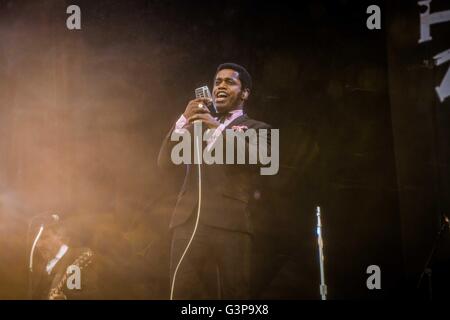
[213,69,248,113]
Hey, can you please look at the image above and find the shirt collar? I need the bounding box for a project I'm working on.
[46,244,69,275]
[216,109,244,122]
[229,109,244,116]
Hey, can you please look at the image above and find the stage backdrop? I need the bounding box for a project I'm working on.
[1,0,448,299]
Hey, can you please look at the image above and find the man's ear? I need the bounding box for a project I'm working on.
[241,88,250,101]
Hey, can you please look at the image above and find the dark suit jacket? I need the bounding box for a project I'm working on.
[158,114,271,234]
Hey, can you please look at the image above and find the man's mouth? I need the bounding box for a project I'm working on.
[215,91,228,103]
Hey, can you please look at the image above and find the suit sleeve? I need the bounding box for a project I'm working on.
[157,125,177,169]
[157,117,195,169]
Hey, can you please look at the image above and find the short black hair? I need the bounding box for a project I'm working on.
[216,63,252,91]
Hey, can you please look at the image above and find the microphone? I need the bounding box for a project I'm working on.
[195,86,217,115]
[172,87,213,300]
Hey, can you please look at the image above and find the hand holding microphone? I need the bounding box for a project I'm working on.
[183,98,220,129]
[183,98,212,119]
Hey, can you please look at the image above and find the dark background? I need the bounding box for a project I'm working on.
[0,0,449,299]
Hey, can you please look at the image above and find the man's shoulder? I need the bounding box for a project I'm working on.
[240,115,272,129]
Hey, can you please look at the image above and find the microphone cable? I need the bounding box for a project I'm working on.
[170,86,215,300]
[170,120,203,300]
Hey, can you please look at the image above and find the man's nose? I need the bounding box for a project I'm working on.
[217,81,227,89]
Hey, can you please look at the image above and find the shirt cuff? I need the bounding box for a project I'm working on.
[175,114,188,129]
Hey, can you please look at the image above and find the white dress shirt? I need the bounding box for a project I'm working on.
[46,244,69,275]
[174,109,244,150]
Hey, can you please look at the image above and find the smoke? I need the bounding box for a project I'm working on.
[0,1,181,298]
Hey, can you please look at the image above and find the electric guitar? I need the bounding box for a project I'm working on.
[48,248,94,300]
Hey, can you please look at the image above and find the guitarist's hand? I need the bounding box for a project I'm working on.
[48,290,67,300]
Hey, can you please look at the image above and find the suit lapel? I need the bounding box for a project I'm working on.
[225,114,249,129]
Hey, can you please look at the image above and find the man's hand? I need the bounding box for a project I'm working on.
[183,98,213,119]
[188,112,220,129]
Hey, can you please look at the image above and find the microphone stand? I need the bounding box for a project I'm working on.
[316,206,327,300]
[416,214,449,300]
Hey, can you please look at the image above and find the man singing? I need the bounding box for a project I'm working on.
[158,63,272,299]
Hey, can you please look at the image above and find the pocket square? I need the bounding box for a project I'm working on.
[231,125,248,132]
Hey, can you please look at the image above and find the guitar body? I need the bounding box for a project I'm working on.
[48,249,94,300]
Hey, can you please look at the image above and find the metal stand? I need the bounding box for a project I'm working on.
[416,214,449,300]
[316,206,327,300]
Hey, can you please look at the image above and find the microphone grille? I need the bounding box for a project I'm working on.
[195,86,211,99]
